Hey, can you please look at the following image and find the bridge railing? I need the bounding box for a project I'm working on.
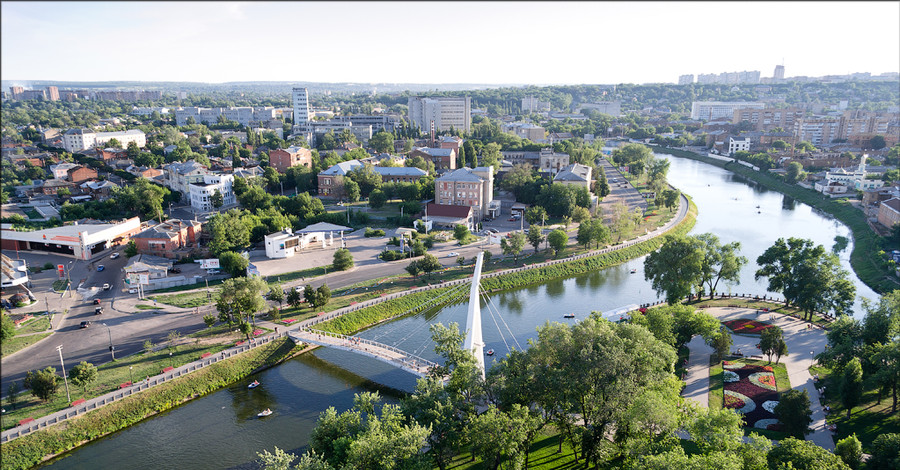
[298,328,438,370]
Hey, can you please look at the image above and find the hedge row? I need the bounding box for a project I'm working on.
[0,338,301,470]
[656,147,896,294]
[315,198,698,336]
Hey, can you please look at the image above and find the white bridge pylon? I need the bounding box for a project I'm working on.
[463,251,486,380]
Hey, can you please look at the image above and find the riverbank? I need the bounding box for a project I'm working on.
[0,338,304,470]
[654,146,897,295]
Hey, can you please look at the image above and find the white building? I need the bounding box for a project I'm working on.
[0,217,141,260]
[174,107,277,127]
[264,228,300,259]
[1,253,29,288]
[818,155,883,194]
[163,160,210,199]
[408,96,471,132]
[62,129,146,153]
[189,174,235,213]
[292,87,311,128]
[690,101,766,121]
[727,137,751,155]
[49,162,79,179]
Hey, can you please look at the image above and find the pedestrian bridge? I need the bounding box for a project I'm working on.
[288,329,439,377]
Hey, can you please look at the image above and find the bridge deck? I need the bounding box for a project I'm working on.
[289,329,438,377]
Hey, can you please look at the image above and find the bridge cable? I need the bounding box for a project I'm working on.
[480,286,523,351]
[481,290,512,354]
[383,281,471,347]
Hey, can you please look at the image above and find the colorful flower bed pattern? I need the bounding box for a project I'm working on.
[722,361,781,430]
[722,319,773,335]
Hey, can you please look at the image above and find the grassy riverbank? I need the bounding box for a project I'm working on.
[314,198,697,335]
[0,338,303,470]
[654,146,897,295]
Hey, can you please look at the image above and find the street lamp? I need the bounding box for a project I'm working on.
[102,323,115,361]
[129,366,134,385]
[56,345,71,403]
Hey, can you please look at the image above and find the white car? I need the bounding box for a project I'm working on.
[110,253,120,259]
[102,283,111,291]
[447,252,460,258]
[207,269,221,275]
[128,288,138,294]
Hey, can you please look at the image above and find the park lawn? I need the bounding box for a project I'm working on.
[149,278,227,294]
[443,432,589,469]
[0,341,230,432]
[809,364,900,452]
[51,279,69,292]
[709,361,724,409]
[150,290,220,309]
[1,332,52,357]
[134,303,163,311]
[15,315,51,335]
[265,265,329,285]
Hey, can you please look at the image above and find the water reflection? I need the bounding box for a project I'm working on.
[782,195,797,211]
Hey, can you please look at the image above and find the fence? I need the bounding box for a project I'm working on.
[294,328,437,373]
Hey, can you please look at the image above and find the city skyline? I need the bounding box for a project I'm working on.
[1,1,899,86]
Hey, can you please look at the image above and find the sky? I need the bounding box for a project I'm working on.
[2,1,899,85]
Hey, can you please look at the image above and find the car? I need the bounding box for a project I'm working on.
[169,267,181,274]
[487,228,499,234]
[80,321,92,329]
[102,283,111,291]
[93,299,101,305]
[128,288,138,294]
[95,307,103,315]
[97,265,105,272]
[508,217,517,222]
[110,253,120,260]
[447,252,460,258]
[207,269,221,275]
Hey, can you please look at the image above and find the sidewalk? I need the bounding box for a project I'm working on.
[684,306,834,450]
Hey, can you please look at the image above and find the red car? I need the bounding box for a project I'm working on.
[93,299,101,305]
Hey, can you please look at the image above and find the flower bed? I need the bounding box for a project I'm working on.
[722,319,773,335]
[722,361,780,430]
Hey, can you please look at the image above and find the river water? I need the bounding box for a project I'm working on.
[39,154,879,469]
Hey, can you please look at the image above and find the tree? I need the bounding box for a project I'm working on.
[69,361,98,392]
[785,161,807,184]
[219,251,249,278]
[527,225,544,253]
[216,276,267,327]
[644,235,704,304]
[868,433,900,470]
[286,288,302,308]
[304,283,331,309]
[267,286,285,308]
[774,390,812,439]
[501,232,525,262]
[369,131,394,154]
[766,437,848,470]
[203,314,217,328]
[418,254,442,277]
[596,166,611,198]
[871,135,887,150]
[695,233,747,299]
[347,163,382,197]
[106,138,122,148]
[465,404,537,470]
[547,229,568,256]
[332,248,354,271]
[405,260,422,278]
[211,188,224,208]
[756,238,856,320]
[368,189,387,209]
[453,224,470,243]
[343,179,360,203]
[524,206,547,226]
[709,328,733,362]
[1,312,16,341]
[571,206,590,223]
[834,434,863,470]
[840,357,863,418]
[24,367,59,402]
[759,325,787,364]
[207,209,251,256]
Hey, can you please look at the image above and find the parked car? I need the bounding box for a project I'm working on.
[128,288,138,294]
[447,252,460,258]
[93,299,101,305]
[95,307,103,315]
[170,267,181,274]
[207,269,221,275]
[110,253,120,259]
[80,321,92,329]
[102,283,111,291]
[97,265,105,272]
[487,228,499,234]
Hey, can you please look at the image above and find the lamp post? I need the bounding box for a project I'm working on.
[56,345,71,403]
[129,366,134,385]
[102,323,115,360]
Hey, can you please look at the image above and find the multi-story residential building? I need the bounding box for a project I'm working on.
[335,114,403,133]
[408,147,457,170]
[502,123,546,142]
[316,160,428,198]
[189,174,235,213]
[877,198,900,229]
[92,90,162,101]
[521,96,551,113]
[678,74,694,85]
[578,101,622,116]
[438,136,463,155]
[732,108,803,132]
[292,87,311,128]
[49,162,79,179]
[62,129,146,152]
[552,163,592,192]
[269,146,313,173]
[793,117,842,146]
[131,106,170,116]
[45,86,59,101]
[691,101,766,121]
[434,166,494,220]
[162,160,210,199]
[838,110,899,147]
[132,219,202,259]
[8,86,23,99]
[67,165,99,183]
[174,106,278,127]
[408,96,471,133]
[773,65,785,80]
[727,137,751,155]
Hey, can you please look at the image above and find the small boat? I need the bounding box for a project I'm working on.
[755,205,760,208]
[486,349,494,356]
[563,313,575,318]
[630,268,637,274]
[248,380,260,389]
[257,409,273,417]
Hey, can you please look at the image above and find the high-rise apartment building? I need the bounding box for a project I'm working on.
[45,86,59,101]
[678,74,694,85]
[408,96,471,132]
[292,87,310,127]
[691,101,766,121]
[732,107,803,132]
[9,86,23,99]
[773,65,785,80]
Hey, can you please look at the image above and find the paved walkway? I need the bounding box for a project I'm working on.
[684,306,834,450]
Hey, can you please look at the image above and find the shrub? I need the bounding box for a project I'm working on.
[364,227,385,238]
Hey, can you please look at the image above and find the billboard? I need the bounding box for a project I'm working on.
[57,264,65,279]
[200,259,220,269]
[246,263,260,277]
[138,274,150,285]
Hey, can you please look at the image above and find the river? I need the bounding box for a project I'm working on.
[38,154,880,469]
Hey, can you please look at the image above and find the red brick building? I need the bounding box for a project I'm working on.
[269,146,313,173]
[132,219,203,259]
[67,166,99,183]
